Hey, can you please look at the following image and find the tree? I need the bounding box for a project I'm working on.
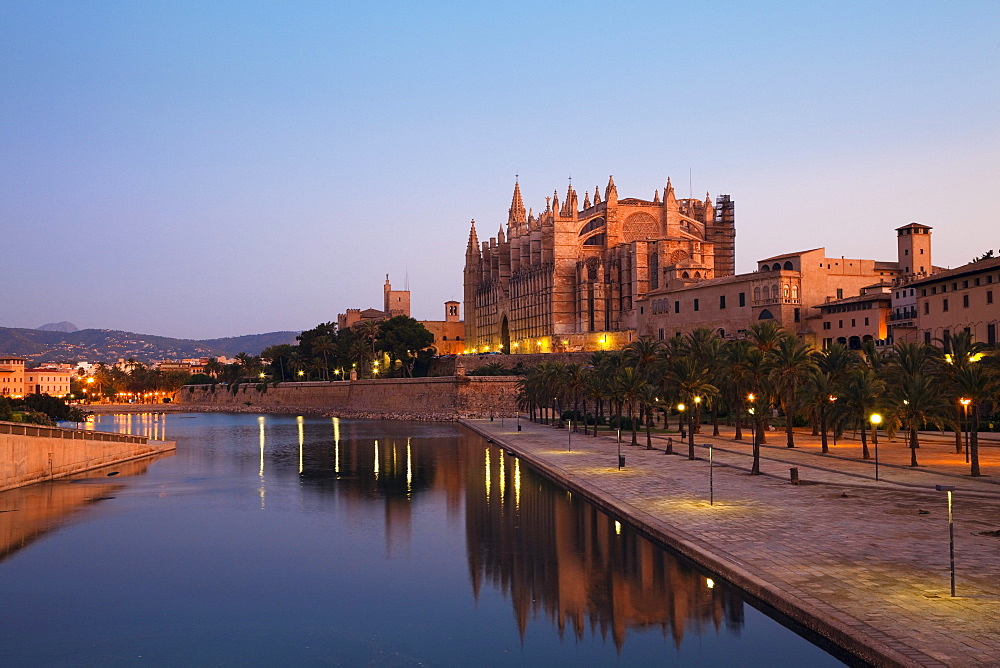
[952,363,997,476]
[841,367,884,460]
[766,334,817,448]
[886,373,949,467]
[666,356,718,460]
[377,317,434,377]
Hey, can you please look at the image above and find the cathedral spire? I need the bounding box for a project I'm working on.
[508,179,526,224]
[653,189,660,204]
[583,190,591,209]
[467,219,479,252]
[497,224,506,244]
[593,186,601,205]
[605,175,617,203]
[665,177,677,206]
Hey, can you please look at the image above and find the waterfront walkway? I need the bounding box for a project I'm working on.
[459,418,1000,667]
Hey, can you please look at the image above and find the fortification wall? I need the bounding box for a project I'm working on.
[428,352,595,376]
[176,377,520,420]
[0,422,176,492]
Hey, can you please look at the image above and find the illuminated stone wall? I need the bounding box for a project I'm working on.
[177,377,520,420]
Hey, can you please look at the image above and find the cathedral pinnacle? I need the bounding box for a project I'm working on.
[583,191,591,209]
[467,219,479,250]
[593,186,601,205]
[653,189,660,204]
[508,180,527,224]
[605,175,617,202]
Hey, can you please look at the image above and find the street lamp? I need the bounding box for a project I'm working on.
[935,484,957,597]
[959,398,971,463]
[828,395,838,447]
[869,413,882,481]
[677,403,686,440]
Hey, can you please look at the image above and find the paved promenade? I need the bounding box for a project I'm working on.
[460,417,1000,667]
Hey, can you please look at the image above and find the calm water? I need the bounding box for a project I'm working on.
[0,413,847,666]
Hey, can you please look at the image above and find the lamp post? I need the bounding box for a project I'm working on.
[828,395,838,448]
[869,413,882,481]
[677,403,686,439]
[959,398,971,463]
[935,484,957,597]
[708,443,714,506]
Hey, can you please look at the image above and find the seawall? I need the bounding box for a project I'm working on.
[0,421,176,492]
[176,376,520,420]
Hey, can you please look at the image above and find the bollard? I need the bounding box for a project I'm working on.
[618,455,626,469]
[789,467,800,485]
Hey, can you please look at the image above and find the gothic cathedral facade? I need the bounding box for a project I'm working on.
[463,176,735,353]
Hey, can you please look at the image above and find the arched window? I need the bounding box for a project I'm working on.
[772,284,779,298]
[694,271,701,278]
[758,309,774,320]
[783,261,793,270]
[783,284,789,298]
[754,287,761,301]
[772,263,780,271]
[762,286,769,299]
[682,271,690,278]
[791,285,798,299]
[760,264,769,272]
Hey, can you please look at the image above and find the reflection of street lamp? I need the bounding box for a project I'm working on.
[959,398,971,463]
[869,413,882,481]
[935,484,957,597]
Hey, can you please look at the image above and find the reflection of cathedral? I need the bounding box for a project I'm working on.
[463,177,735,353]
[464,440,745,648]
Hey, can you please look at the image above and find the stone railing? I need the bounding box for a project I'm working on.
[0,421,148,444]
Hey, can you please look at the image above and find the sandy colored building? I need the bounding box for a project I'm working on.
[337,276,411,331]
[903,255,1000,347]
[816,283,892,350]
[419,301,465,355]
[0,357,72,398]
[637,247,900,346]
[464,176,736,353]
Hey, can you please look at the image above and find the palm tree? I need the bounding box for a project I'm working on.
[311,335,335,381]
[766,334,817,448]
[952,363,997,476]
[887,373,949,467]
[616,366,649,447]
[638,384,663,449]
[934,331,989,453]
[719,339,753,441]
[841,367,884,460]
[666,356,718,459]
[802,369,836,453]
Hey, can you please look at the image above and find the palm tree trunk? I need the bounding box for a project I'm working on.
[734,414,743,441]
[971,405,981,477]
[751,421,762,474]
[954,406,963,454]
[820,411,829,454]
[646,418,652,449]
[688,413,696,460]
[785,393,795,448]
[909,427,919,467]
[860,423,871,460]
[712,405,720,436]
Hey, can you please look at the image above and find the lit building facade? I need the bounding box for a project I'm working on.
[463,176,735,353]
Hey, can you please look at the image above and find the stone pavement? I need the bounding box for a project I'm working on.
[460,417,1000,667]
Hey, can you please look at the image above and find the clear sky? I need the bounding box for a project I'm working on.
[3,1,998,339]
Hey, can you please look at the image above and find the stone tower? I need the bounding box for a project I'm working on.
[383,275,411,318]
[896,223,932,280]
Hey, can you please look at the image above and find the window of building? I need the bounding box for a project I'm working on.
[719,295,726,309]
[674,301,680,314]
[823,321,831,330]
[975,278,981,286]
[989,323,997,346]
[763,286,769,299]
[836,288,843,299]
[963,295,969,308]
[851,318,856,327]
[923,302,929,315]
[794,308,800,323]
[658,328,664,340]
[838,320,843,328]
[783,284,789,298]
[942,284,947,293]
[739,292,746,307]
[952,282,958,291]
[943,298,949,312]
[923,331,932,344]
[864,317,869,326]
[943,330,952,353]
[693,299,699,311]
[988,290,994,305]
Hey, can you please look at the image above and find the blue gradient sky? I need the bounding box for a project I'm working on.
[3,1,997,339]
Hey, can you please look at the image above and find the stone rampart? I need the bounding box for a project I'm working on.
[428,352,595,376]
[0,422,176,492]
[177,376,520,420]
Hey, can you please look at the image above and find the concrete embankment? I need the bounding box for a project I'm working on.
[175,376,520,420]
[460,418,1000,667]
[0,421,175,492]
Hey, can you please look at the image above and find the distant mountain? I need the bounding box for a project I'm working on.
[0,326,299,364]
[197,332,299,357]
[36,321,78,333]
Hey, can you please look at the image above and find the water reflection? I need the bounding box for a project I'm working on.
[48,413,839,664]
[292,420,747,650]
[0,456,166,564]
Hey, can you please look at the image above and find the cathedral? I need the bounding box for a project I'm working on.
[463,176,735,353]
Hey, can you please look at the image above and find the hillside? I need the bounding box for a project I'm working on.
[0,326,299,364]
